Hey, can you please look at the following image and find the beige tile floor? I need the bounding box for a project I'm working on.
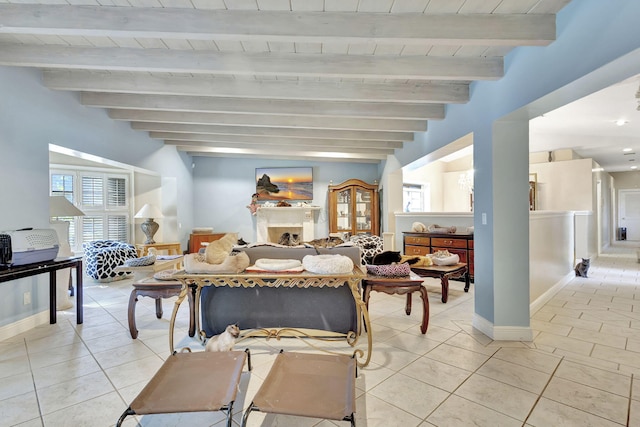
[2,245,640,426]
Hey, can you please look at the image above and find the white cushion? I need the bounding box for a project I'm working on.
[302,254,354,274]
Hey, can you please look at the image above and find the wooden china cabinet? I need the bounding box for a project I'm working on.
[328,179,379,236]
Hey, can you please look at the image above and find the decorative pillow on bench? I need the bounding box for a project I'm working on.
[183,251,250,274]
[366,263,411,277]
[431,250,460,266]
[303,254,354,274]
[246,258,305,273]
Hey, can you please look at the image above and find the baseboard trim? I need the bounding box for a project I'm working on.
[472,313,533,342]
[0,311,49,342]
[530,272,574,316]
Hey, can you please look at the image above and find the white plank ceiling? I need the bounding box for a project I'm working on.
[0,0,571,163]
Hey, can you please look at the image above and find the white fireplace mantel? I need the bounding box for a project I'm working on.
[256,206,321,243]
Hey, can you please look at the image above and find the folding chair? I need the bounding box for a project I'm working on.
[241,350,356,426]
[116,348,251,427]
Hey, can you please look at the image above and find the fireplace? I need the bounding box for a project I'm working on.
[256,207,320,243]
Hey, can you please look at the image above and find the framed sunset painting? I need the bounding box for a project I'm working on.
[255,167,313,201]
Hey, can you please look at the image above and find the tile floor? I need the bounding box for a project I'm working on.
[2,245,640,426]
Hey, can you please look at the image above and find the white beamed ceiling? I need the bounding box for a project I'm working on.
[0,0,571,163]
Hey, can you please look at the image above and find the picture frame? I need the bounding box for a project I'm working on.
[255,167,313,201]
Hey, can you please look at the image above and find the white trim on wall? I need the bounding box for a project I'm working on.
[0,311,49,342]
[472,314,534,342]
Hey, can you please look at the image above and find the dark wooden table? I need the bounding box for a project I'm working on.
[0,257,83,324]
[128,277,195,339]
[362,271,429,334]
[410,263,469,303]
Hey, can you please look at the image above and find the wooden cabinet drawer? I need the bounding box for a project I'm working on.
[405,245,430,256]
[404,236,430,246]
[468,240,474,249]
[433,247,467,263]
[431,237,467,249]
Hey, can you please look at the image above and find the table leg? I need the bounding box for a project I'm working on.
[363,285,371,310]
[155,298,163,319]
[441,276,449,304]
[169,286,191,353]
[405,293,412,315]
[128,290,139,339]
[419,286,430,334]
[75,261,83,324]
[49,270,57,324]
[188,286,196,337]
[464,270,471,292]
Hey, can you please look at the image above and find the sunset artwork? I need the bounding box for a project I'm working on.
[255,167,313,201]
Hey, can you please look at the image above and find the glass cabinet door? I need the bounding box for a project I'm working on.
[328,179,379,236]
[337,189,352,231]
[355,188,372,232]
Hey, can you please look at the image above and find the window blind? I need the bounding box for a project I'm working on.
[81,176,104,207]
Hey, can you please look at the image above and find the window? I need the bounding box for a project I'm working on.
[80,174,130,243]
[50,173,78,247]
[51,168,131,251]
[403,183,429,212]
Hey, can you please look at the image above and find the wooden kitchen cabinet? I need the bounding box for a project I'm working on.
[328,179,379,236]
[403,232,474,280]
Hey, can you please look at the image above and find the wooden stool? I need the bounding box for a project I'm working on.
[410,263,469,303]
[363,272,430,334]
[129,277,195,339]
[241,351,356,426]
[116,349,251,427]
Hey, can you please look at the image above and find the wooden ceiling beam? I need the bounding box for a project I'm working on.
[109,110,426,132]
[0,5,555,46]
[43,71,469,104]
[0,45,503,81]
[153,133,403,149]
[172,143,390,161]
[131,122,413,142]
[83,93,443,120]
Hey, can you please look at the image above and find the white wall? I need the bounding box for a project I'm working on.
[443,171,473,212]
[403,161,445,211]
[403,154,473,213]
[529,158,593,211]
[0,66,194,332]
[529,212,575,308]
[192,157,379,243]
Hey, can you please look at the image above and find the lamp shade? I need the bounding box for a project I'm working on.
[134,203,164,219]
[50,196,85,217]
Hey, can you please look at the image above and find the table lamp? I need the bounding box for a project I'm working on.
[50,196,85,310]
[134,204,164,244]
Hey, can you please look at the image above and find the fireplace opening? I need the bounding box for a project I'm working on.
[268,227,303,244]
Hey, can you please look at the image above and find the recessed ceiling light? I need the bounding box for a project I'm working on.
[624,148,633,152]
[616,119,629,126]
[632,166,638,170]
